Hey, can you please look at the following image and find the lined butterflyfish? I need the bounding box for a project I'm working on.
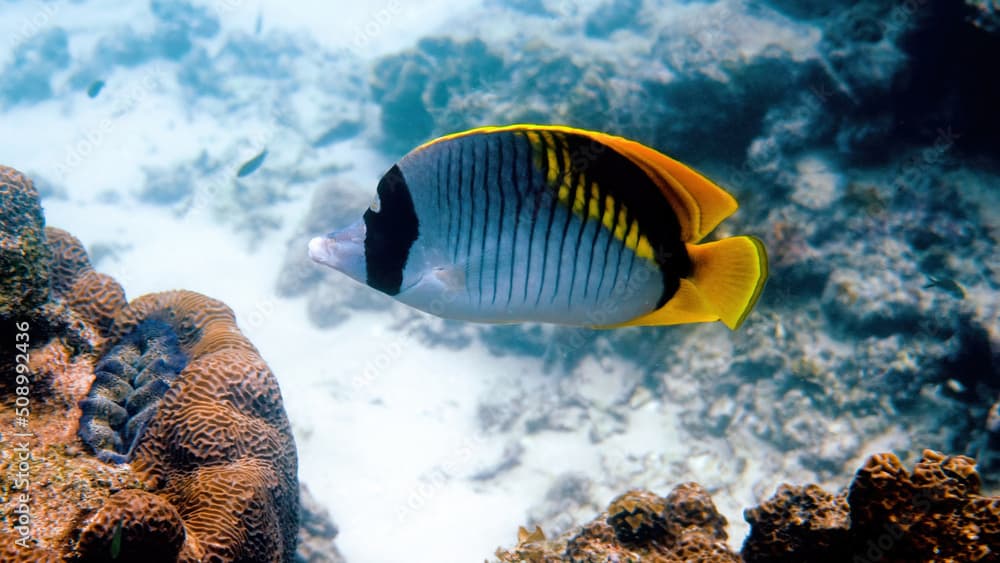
[308,125,768,329]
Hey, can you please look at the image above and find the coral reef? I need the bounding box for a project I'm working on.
[494,450,998,562]
[0,166,50,321]
[346,0,1000,489]
[496,482,740,562]
[296,484,347,563]
[78,319,188,463]
[0,165,303,562]
[740,484,849,561]
[370,37,505,154]
[743,449,1000,562]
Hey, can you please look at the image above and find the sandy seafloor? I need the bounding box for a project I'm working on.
[3,0,998,561]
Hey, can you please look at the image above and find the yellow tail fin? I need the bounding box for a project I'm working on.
[686,236,768,329]
[609,235,767,329]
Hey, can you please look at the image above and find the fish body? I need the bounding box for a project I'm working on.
[309,125,767,329]
[87,80,105,98]
[237,149,267,177]
[924,276,965,299]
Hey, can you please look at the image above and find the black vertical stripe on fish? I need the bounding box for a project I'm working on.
[450,141,462,263]
[549,135,573,305]
[595,191,616,300]
[583,177,604,300]
[363,165,418,295]
[625,238,637,287]
[464,137,476,277]
[492,133,505,306]
[519,134,534,305]
[437,144,446,248]
[478,135,490,307]
[610,211,627,300]
[534,135,559,307]
[567,169,590,307]
[507,133,522,308]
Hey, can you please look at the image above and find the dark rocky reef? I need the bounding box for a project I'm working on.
[743,449,1000,562]
[0,164,339,562]
[497,481,739,562]
[344,0,1000,486]
[494,449,999,562]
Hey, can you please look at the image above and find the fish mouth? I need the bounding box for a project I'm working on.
[308,220,366,271]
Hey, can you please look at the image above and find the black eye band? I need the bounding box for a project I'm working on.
[363,165,419,295]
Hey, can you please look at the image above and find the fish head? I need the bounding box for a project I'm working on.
[308,218,368,284]
[309,164,421,296]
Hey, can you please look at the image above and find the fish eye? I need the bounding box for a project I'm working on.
[369,195,381,213]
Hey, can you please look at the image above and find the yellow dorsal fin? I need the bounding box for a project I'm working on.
[604,236,768,330]
[414,125,739,242]
[560,128,738,243]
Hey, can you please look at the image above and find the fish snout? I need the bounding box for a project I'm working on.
[307,220,366,272]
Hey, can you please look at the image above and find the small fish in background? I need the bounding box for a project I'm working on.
[254,11,263,35]
[312,120,363,148]
[924,275,966,299]
[87,80,105,98]
[237,149,267,178]
[309,124,768,329]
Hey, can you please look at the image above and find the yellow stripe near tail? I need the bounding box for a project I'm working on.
[607,235,768,330]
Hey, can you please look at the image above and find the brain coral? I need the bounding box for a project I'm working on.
[0,165,300,562]
[78,318,188,463]
[114,290,299,561]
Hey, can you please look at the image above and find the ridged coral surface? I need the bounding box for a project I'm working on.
[0,165,300,562]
